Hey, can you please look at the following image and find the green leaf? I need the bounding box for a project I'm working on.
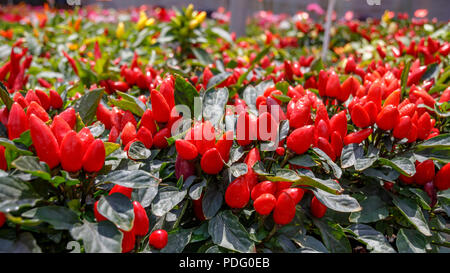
[174,74,199,117]
[0,138,33,156]
[254,165,343,194]
[74,88,104,125]
[70,220,122,253]
[110,91,145,117]
[401,59,411,97]
[210,27,234,44]
[0,232,41,253]
[104,142,120,157]
[348,224,396,253]
[340,144,363,169]
[230,163,248,178]
[349,195,389,223]
[0,176,41,213]
[396,228,427,253]
[392,196,432,236]
[292,234,329,253]
[101,170,160,189]
[312,219,352,253]
[203,87,228,127]
[189,179,206,200]
[192,47,213,65]
[414,147,450,164]
[97,193,135,231]
[202,180,224,219]
[208,210,256,253]
[22,206,80,230]
[420,62,439,82]
[160,228,193,253]
[311,188,361,213]
[206,72,232,90]
[12,156,51,180]
[236,46,270,87]
[310,58,323,72]
[151,186,187,217]
[378,156,415,176]
[275,81,289,94]
[0,81,13,110]
[312,147,342,179]
[417,133,450,149]
[127,141,151,160]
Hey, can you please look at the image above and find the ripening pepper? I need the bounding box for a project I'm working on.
[121,122,137,147]
[310,196,327,218]
[287,125,315,155]
[51,115,72,145]
[343,128,373,145]
[376,105,399,131]
[273,192,296,225]
[175,139,198,161]
[434,163,450,191]
[225,177,250,209]
[121,229,135,253]
[82,139,105,173]
[251,181,277,201]
[29,114,60,169]
[26,101,49,122]
[7,102,28,140]
[254,193,277,215]
[150,89,170,123]
[148,229,168,250]
[200,147,224,174]
[60,131,83,172]
[132,201,149,236]
[414,160,435,185]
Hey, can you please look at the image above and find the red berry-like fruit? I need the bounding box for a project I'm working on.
[225,177,250,209]
[434,163,450,191]
[148,229,168,249]
[273,192,296,225]
[253,193,277,215]
[414,160,435,185]
[29,114,60,169]
[150,89,170,123]
[82,139,105,173]
[60,131,83,172]
[121,229,136,253]
[132,201,149,236]
[251,181,277,201]
[310,196,327,218]
[175,139,198,160]
[200,148,224,174]
[7,102,28,140]
[287,125,315,155]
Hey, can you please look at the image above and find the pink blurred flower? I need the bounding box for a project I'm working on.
[306,3,324,16]
[414,9,428,18]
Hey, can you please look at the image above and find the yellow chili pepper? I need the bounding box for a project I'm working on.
[116,22,125,39]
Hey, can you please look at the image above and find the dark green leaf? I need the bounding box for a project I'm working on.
[22,206,80,230]
[208,210,255,253]
[70,220,122,253]
[97,193,135,231]
[151,186,187,217]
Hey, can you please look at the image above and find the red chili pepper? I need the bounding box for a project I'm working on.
[7,102,28,140]
[82,139,105,173]
[29,114,60,169]
[225,177,250,209]
[62,50,79,76]
[0,61,11,81]
[60,131,83,172]
[344,128,373,145]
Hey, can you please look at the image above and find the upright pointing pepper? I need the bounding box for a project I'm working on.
[29,114,60,169]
